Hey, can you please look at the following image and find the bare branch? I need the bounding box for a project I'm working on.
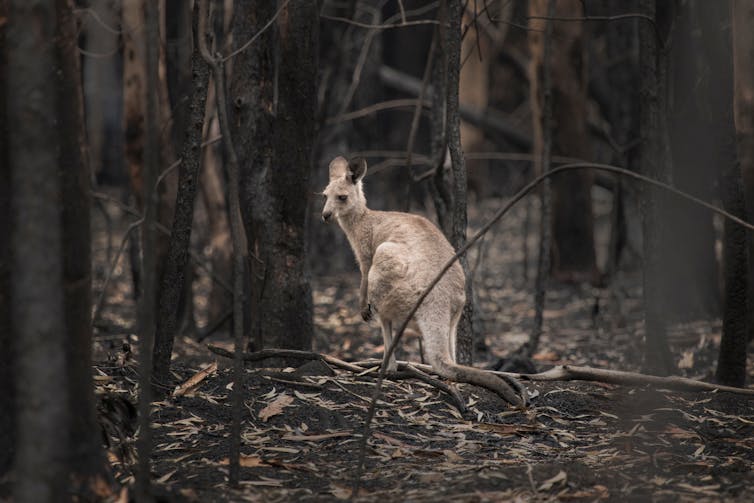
[327,99,428,124]
[206,346,467,411]
[404,27,438,207]
[506,365,754,396]
[198,0,247,487]
[221,0,290,62]
[529,0,555,359]
[320,14,439,30]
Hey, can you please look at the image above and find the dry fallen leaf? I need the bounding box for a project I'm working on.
[219,455,266,467]
[678,350,695,370]
[156,469,176,483]
[259,393,294,422]
[282,431,351,442]
[538,470,567,491]
[173,361,218,398]
[533,351,560,362]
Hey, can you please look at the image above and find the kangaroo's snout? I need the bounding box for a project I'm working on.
[322,210,333,223]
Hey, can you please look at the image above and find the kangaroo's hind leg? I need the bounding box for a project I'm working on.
[379,316,398,372]
[448,308,462,365]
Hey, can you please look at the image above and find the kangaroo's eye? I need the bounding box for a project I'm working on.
[338,195,348,202]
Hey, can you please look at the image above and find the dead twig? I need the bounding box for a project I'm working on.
[206,345,467,411]
[351,158,754,497]
[502,365,754,396]
[355,358,754,396]
[528,0,556,359]
[221,0,290,62]
[92,217,143,324]
[403,26,438,210]
[91,191,232,294]
[320,14,439,30]
[401,363,466,413]
[199,0,245,486]
[208,345,376,374]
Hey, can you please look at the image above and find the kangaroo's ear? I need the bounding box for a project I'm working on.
[329,156,348,181]
[348,157,367,184]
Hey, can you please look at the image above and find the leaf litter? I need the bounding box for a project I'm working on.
[91,193,754,501]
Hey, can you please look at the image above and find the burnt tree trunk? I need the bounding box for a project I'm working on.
[663,0,721,321]
[200,121,233,332]
[82,0,121,181]
[7,1,69,500]
[444,0,475,365]
[0,0,14,479]
[719,0,754,385]
[56,0,114,492]
[531,0,595,284]
[734,0,754,346]
[153,4,210,395]
[135,0,160,499]
[122,0,178,315]
[165,0,193,151]
[549,0,596,283]
[604,0,637,278]
[528,0,555,357]
[718,156,748,387]
[638,0,674,375]
[428,0,451,239]
[232,1,316,355]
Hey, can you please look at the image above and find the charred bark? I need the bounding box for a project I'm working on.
[663,0,721,321]
[165,0,193,151]
[530,0,595,285]
[717,159,748,387]
[718,0,754,386]
[7,1,68,500]
[638,0,674,375]
[0,0,13,479]
[444,0,474,364]
[82,0,122,182]
[56,0,114,492]
[232,1,316,356]
[153,3,210,395]
[733,0,754,347]
[135,0,160,499]
[604,0,638,278]
[547,0,597,283]
[428,0,451,239]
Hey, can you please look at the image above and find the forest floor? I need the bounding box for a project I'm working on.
[91,191,754,502]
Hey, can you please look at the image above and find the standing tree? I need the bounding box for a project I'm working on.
[0,0,13,480]
[6,1,69,499]
[4,0,115,498]
[135,0,160,498]
[427,0,477,364]
[537,0,597,284]
[56,0,114,493]
[638,0,675,375]
[734,0,754,346]
[1,2,116,496]
[528,0,555,359]
[662,0,720,321]
[231,1,317,354]
[718,0,754,386]
[153,3,210,395]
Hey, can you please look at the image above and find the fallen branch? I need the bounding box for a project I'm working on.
[353,359,754,396]
[396,364,466,413]
[206,345,467,411]
[508,365,754,396]
[207,345,373,375]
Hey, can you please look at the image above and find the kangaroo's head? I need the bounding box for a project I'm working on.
[322,156,367,223]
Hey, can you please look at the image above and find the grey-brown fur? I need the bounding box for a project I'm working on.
[322,157,522,405]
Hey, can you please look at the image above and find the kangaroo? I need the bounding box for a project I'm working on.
[322,156,522,406]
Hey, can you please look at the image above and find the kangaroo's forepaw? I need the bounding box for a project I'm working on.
[361,303,373,322]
